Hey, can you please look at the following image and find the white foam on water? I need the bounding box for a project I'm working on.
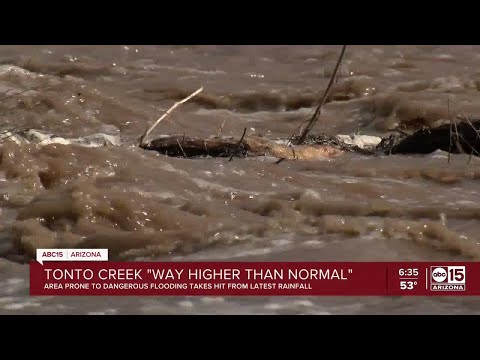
[200,297,225,304]
[0,65,37,78]
[1,129,123,148]
[178,300,194,308]
[87,309,118,315]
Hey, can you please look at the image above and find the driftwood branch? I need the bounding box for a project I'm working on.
[139,87,203,146]
[141,134,344,160]
[296,45,348,145]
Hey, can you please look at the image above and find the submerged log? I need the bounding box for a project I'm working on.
[141,134,344,160]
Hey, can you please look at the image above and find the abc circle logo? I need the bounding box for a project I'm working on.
[431,267,447,283]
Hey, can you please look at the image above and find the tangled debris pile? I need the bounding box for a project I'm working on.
[2,119,480,162]
[138,118,480,160]
[137,115,480,160]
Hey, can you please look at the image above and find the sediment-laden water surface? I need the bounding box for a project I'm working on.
[1,45,480,314]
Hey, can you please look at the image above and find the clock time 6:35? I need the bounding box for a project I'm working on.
[398,268,419,277]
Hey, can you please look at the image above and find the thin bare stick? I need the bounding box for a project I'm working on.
[217,119,226,137]
[274,143,298,165]
[176,139,188,158]
[281,45,348,151]
[446,99,480,161]
[203,141,208,155]
[296,45,348,145]
[139,87,203,146]
[455,132,479,156]
[282,116,309,150]
[460,110,480,142]
[290,144,297,160]
[447,98,463,153]
[452,115,463,154]
[459,111,480,164]
[229,127,247,162]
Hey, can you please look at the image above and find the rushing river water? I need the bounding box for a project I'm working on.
[1,45,480,314]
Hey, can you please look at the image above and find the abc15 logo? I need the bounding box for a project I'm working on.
[430,266,466,284]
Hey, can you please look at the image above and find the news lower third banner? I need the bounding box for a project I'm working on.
[29,249,480,296]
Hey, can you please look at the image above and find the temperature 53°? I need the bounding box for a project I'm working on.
[400,280,417,290]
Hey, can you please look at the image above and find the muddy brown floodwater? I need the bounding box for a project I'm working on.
[1,45,480,314]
